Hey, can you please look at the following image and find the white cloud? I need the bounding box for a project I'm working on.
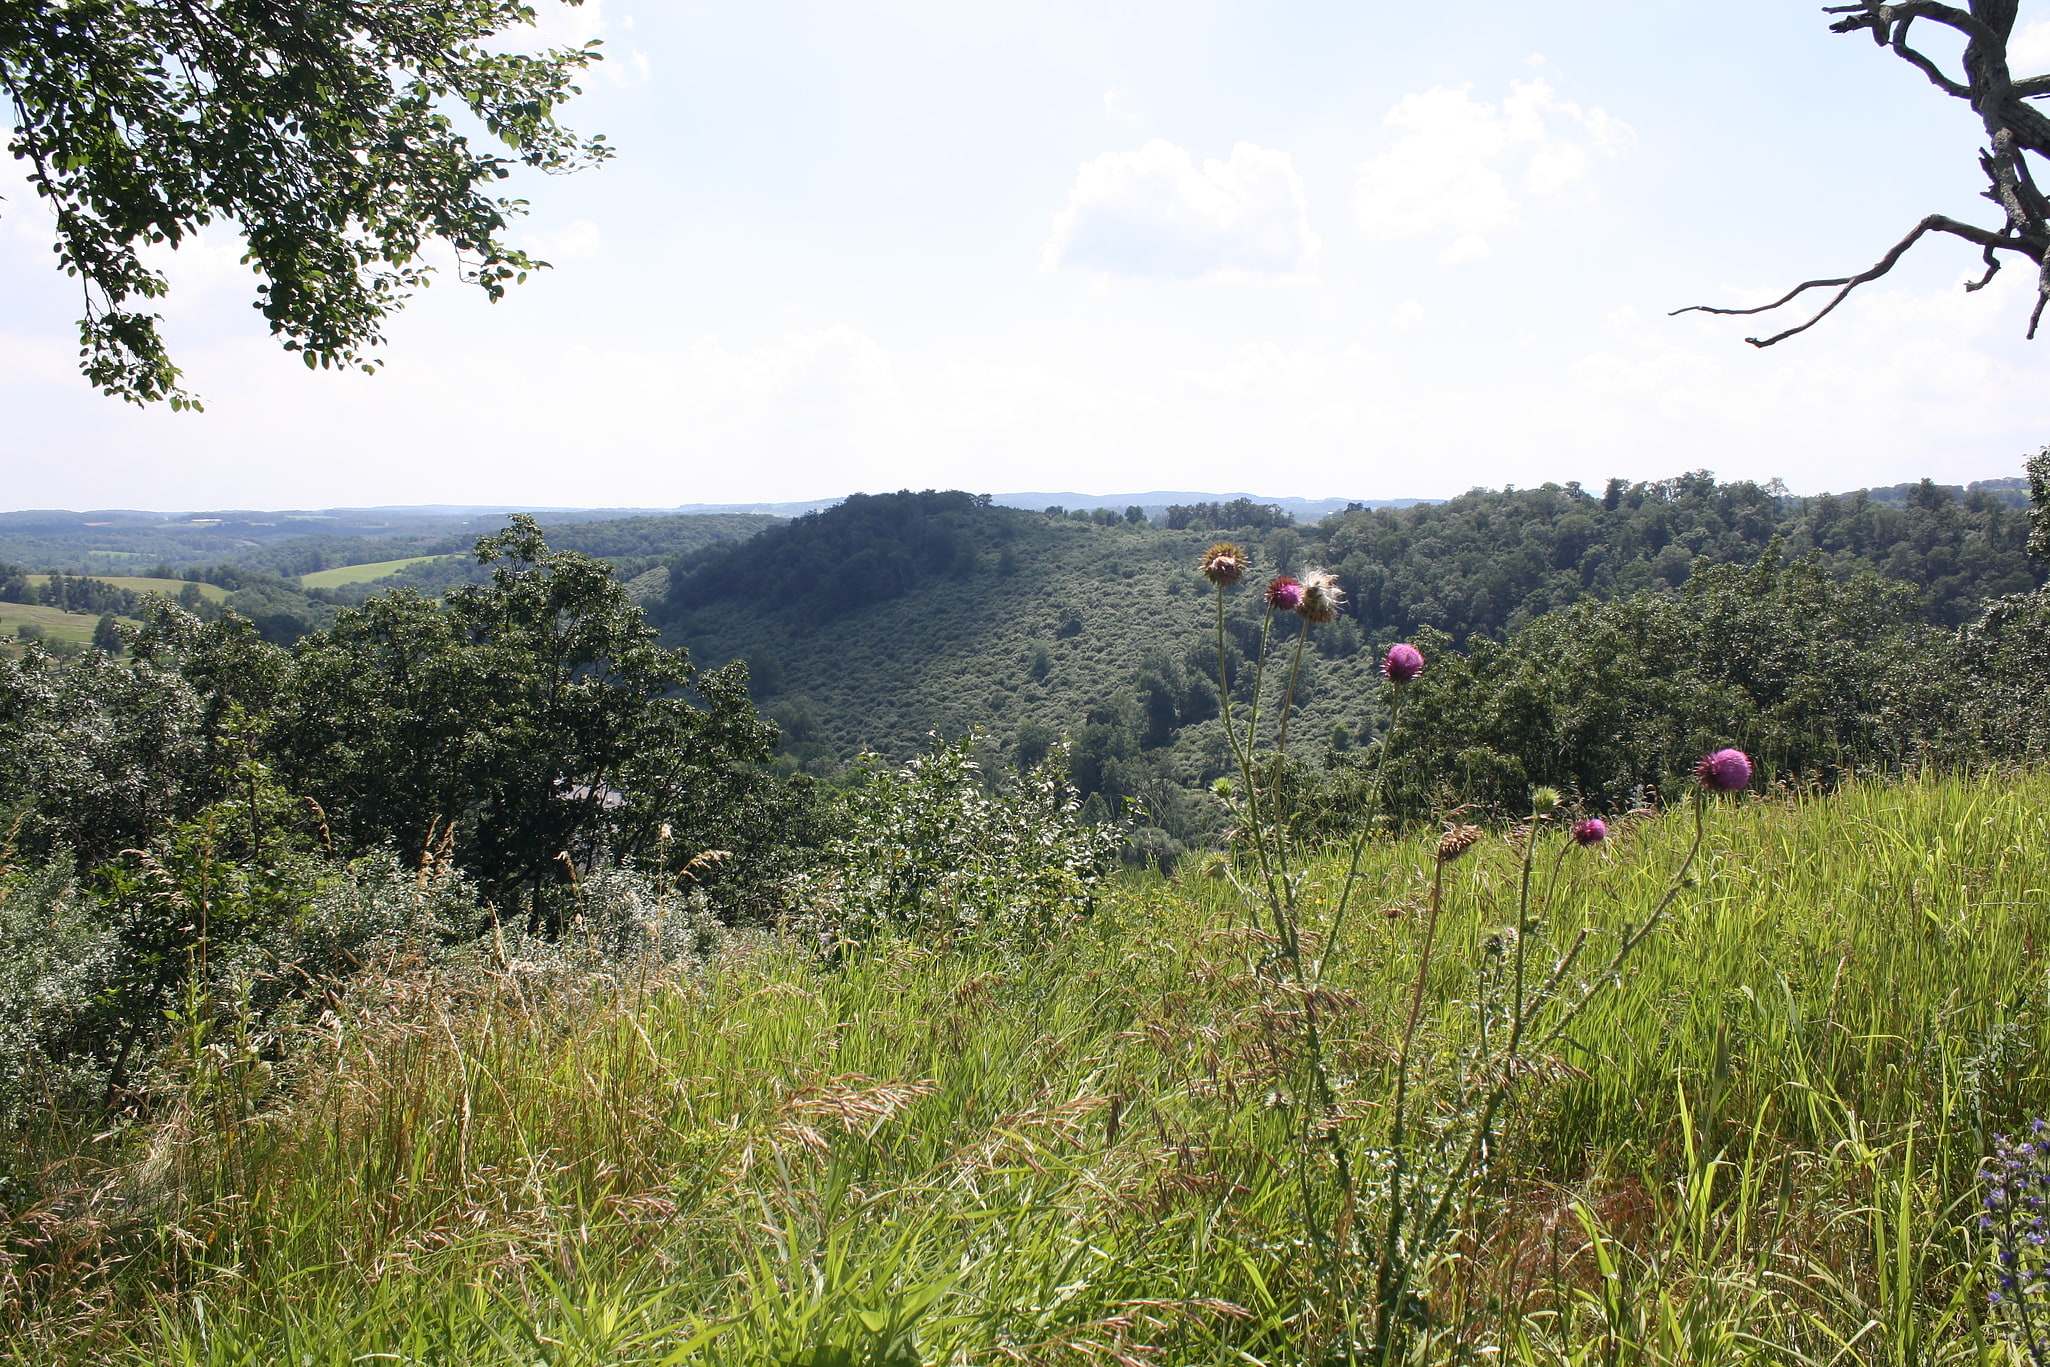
[1103,87,1141,123]
[2012,17,2050,72]
[1438,233,1490,265]
[1353,79,1632,260]
[525,219,603,262]
[1388,298,1425,329]
[1044,139,1319,280]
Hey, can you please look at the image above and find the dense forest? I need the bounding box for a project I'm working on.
[650,469,2045,855]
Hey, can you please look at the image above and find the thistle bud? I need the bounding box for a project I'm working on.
[1200,543,1249,587]
[1436,824,1483,863]
[1382,642,1423,683]
[1531,787,1562,818]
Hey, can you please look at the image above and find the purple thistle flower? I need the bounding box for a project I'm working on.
[1265,576,1303,612]
[1382,642,1423,683]
[1694,747,1752,792]
[1570,817,1607,846]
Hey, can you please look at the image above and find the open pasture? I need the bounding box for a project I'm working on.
[0,601,127,643]
[7,772,2048,1364]
[25,573,227,601]
[297,555,452,589]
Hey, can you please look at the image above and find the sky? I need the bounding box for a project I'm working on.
[5,0,2050,511]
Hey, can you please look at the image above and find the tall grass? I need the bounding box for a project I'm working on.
[5,772,2048,1364]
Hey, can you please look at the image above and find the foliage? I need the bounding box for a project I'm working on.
[1164,498,1296,532]
[1377,553,1960,821]
[662,470,2049,851]
[272,516,798,923]
[1318,471,2038,639]
[0,858,115,1128]
[2,518,822,927]
[2,0,610,406]
[663,490,997,626]
[2032,446,2050,563]
[0,642,219,863]
[803,735,1120,948]
[0,775,2045,1361]
[0,571,137,616]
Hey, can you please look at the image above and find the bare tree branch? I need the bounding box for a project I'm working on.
[1825,1,2002,50]
[1671,214,2030,345]
[1682,2,2050,346]
[1890,29,1972,96]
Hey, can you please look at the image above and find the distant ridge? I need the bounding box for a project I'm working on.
[989,492,1436,521]
[0,492,1437,527]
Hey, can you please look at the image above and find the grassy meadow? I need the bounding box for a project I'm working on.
[6,772,2048,1364]
[38,575,228,601]
[0,601,121,644]
[297,555,453,590]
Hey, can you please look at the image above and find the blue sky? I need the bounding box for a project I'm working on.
[5,0,2048,509]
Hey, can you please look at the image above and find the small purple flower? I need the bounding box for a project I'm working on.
[1383,642,1423,683]
[1694,748,1752,792]
[1570,817,1607,846]
[1265,576,1303,612]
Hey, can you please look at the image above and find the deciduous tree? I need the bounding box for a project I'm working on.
[1,0,609,406]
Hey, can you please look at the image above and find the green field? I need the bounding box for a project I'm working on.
[9,773,2048,1363]
[26,573,227,601]
[298,554,450,589]
[0,601,124,643]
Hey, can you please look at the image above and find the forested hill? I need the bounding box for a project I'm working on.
[1316,471,2037,635]
[650,473,2043,828]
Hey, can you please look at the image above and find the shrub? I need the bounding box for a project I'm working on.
[801,735,1120,948]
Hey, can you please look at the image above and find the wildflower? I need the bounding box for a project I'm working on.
[1296,569,1344,624]
[1570,817,1607,846]
[1265,576,1303,612]
[1436,824,1483,863]
[1200,542,1249,587]
[1383,642,1423,683]
[1694,748,1753,792]
[1531,786,1563,817]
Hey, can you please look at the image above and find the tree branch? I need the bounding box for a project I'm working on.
[1825,1,2002,51]
[1670,213,2038,346]
[1890,26,1972,96]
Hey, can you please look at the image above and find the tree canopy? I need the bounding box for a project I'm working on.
[1679,2,2050,343]
[1,0,609,407]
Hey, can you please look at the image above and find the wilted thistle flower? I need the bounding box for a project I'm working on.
[1296,569,1344,624]
[1383,642,1423,683]
[1570,817,1607,846]
[1200,543,1249,587]
[1436,824,1483,863]
[1694,747,1753,792]
[1265,576,1303,612]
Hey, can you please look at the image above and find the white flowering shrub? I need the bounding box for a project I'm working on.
[803,735,1121,949]
[0,860,117,1127]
